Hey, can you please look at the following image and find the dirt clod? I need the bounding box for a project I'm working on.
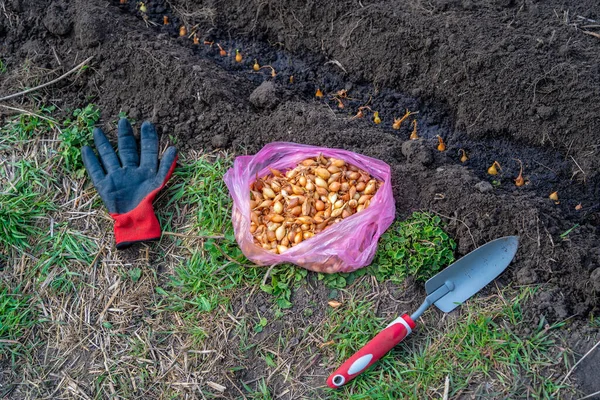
[211,134,229,148]
[475,181,493,193]
[591,268,600,291]
[516,266,538,285]
[43,1,72,36]
[249,80,280,110]
[536,106,556,120]
[75,6,107,47]
[401,140,434,167]
[1,0,600,396]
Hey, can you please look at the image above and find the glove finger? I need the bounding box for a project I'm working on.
[156,146,178,186]
[140,121,158,171]
[117,118,139,167]
[94,127,121,173]
[81,146,105,186]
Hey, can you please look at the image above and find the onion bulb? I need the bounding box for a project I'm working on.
[487,161,501,175]
[437,136,446,151]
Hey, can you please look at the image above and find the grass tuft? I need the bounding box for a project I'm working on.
[316,212,457,289]
[0,106,577,398]
[58,104,100,177]
[322,287,571,399]
[0,285,36,357]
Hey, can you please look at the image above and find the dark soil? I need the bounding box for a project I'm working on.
[1,0,599,396]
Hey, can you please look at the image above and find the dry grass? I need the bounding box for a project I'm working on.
[0,107,583,399]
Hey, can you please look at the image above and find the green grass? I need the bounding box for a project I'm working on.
[0,105,101,368]
[0,106,57,146]
[0,143,56,251]
[371,213,456,282]
[0,106,577,398]
[159,155,457,315]
[58,104,100,177]
[156,157,265,315]
[165,155,235,235]
[0,58,6,73]
[34,225,98,293]
[0,191,55,249]
[244,378,273,399]
[1,107,99,289]
[0,105,98,251]
[315,212,457,289]
[322,287,570,399]
[0,286,36,355]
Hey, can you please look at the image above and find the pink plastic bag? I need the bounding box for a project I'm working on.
[223,142,395,273]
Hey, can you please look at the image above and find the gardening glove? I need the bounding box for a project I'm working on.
[81,118,177,249]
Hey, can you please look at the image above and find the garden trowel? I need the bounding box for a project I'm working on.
[327,236,519,388]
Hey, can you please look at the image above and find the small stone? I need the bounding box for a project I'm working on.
[554,303,569,319]
[559,44,572,56]
[475,181,493,193]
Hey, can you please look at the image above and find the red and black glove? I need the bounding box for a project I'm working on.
[81,118,177,249]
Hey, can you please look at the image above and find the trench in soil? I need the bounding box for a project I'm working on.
[2,0,600,397]
[118,0,598,223]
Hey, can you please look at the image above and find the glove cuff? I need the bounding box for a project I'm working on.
[108,156,177,249]
[110,197,161,249]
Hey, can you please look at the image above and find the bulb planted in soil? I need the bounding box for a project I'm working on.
[514,158,524,187]
[410,119,419,140]
[393,109,413,130]
[488,161,501,175]
[373,111,381,124]
[249,156,382,254]
[437,135,446,151]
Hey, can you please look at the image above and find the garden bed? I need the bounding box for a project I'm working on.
[0,0,598,398]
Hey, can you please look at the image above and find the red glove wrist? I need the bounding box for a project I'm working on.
[110,196,161,249]
[109,157,177,249]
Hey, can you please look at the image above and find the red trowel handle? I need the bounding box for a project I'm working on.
[327,314,416,388]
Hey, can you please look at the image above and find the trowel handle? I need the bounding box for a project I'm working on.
[326,314,416,388]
